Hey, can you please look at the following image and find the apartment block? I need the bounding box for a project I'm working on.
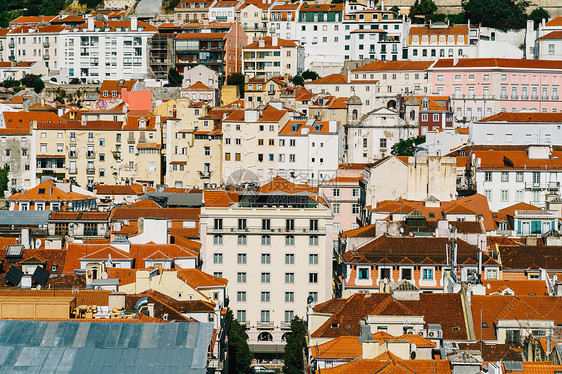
[243,36,304,78]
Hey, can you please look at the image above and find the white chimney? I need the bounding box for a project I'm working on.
[87,17,94,31]
[329,120,337,132]
[244,109,259,122]
[272,36,278,46]
[131,16,138,31]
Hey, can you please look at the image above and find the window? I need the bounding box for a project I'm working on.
[285,235,295,245]
[401,268,412,280]
[485,172,492,182]
[309,254,318,264]
[237,253,247,264]
[261,253,271,264]
[486,269,498,280]
[333,204,340,214]
[237,235,247,245]
[237,272,246,283]
[285,311,294,323]
[237,310,246,322]
[332,188,340,197]
[213,253,223,264]
[238,219,247,230]
[310,219,319,231]
[309,235,318,245]
[261,292,270,302]
[262,219,271,231]
[423,268,433,280]
[261,272,270,283]
[261,235,271,245]
[285,253,295,264]
[309,273,318,283]
[214,219,223,230]
[358,268,369,279]
[501,172,509,182]
[285,273,294,283]
[309,292,318,302]
[213,235,223,245]
[501,190,509,201]
[214,272,223,278]
[380,138,387,148]
[352,204,360,214]
[286,219,295,231]
[285,292,294,302]
[237,291,246,302]
[516,172,524,182]
[533,172,540,186]
[261,310,270,323]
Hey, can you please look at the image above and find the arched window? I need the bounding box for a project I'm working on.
[258,332,273,341]
[352,109,358,120]
[282,332,291,342]
[410,110,416,120]
[387,99,396,109]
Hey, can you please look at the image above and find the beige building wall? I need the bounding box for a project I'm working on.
[200,204,334,346]
[238,4,268,43]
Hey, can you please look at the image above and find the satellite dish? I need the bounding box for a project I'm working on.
[411,343,417,351]
[486,283,490,289]
[101,271,108,279]
[35,239,42,248]
[399,227,404,234]
[307,296,314,304]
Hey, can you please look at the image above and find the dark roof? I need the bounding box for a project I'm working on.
[455,343,523,362]
[342,235,486,265]
[311,293,468,340]
[0,319,212,373]
[498,245,562,271]
[0,210,52,226]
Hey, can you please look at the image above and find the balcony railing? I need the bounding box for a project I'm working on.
[9,41,14,48]
[525,182,543,190]
[43,40,50,47]
[548,181,560,190]
[257,322,274,329]
[86,168,95,174]
[199,171,211,179]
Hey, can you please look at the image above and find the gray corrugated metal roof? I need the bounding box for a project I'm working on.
[0,320,212,372]
[0,210,52,226]
[144,192,203,207]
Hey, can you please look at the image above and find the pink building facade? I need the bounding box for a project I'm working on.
[429,58,562,123]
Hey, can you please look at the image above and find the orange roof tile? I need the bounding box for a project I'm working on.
[186,81,213,90]
[245,36,300,49]
[318,355,451,373]
[94,184,146,195]
[409,24,469,36]
[483,280,549,296]
[8,180,95,203]
[352,60,433,72]
[176,268,228,288]
[258,176,318,194]
[537,31,562,40]
[432,58,562,70]
[308,74,348,84]
[480,112,562,123]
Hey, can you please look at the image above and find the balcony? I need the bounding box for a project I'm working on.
[69,152,77,158]
[86,152,95,159]
[525,182,543,190]
[44,53,50,60]
[257,322,274,329]
[548,181,560,190]
[128,137,135,144]
[9,41,14,48]
[86,167,95,175]
[280,322,292,329]
[69,168,77,174]
[199,171,211,179]
[43,40,50,47]
[112,151,121,160]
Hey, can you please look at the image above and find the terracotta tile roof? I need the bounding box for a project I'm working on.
[317,354,452,373]
[186,81,213,90]
[312,293,468,340]
[472,295,562,341]
[340,224,377,238]
[169,227,200,239]
[258,176,318,194]
[505,362,562,374]
[2,111,64,134]
[481,112,562,123]
[300,3,344,11]
[455,343,522,362]
[432,58,562,70]
[482,280,549,296]
[176,268,228,288]
[545,17,562,26]
[313,298,347,314]
[279,120,340,136]
[73,20,157,33]
[409,24,469,36]
[10,15,57,24]
[473,149,562,170]
[342,235,485,266]
[311,336,363,359]
[499,245,562,271]
[94,184,146,195]
[8,180,95,203]
[0,289,110,306]
[352,60,433,72]
[223,104,287,122]
[405,96,448,112]
[498,202,542,217]
[49,211,110,221]
[245,36,300,49]
[125,290,203,322]
[308,74,348,84]
[203,190,240,207]
[537,31,562,40]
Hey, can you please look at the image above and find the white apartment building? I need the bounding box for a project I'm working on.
[4,25,66,73]
[471,112,562,146]
[407,23,478,60]
[277,119,344,185]
[61,17,157,83]
[222,105,290,183]
[473,145,562,210]
[423,127,469,156]
[209,1,237,22]
[243,36,304,78]
[268,4,300,42]
[346,104,418,163]
[199,191,333,355]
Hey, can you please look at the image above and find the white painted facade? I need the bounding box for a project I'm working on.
[470,120,562,145]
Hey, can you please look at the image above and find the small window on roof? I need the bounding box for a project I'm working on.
[38,188,45,194]
[452,327,460,332]
[428,213,435,218]
[482,322,488,328]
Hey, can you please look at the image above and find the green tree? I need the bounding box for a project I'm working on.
[390,5,400,15]
[409,0,438,22]
[282,316,307,374]
[291,75,305,86]
[162,0,182,13]
[227,72,245,98]
[301,70,319,81]
[225,310,253,374]
[0,165,10,198]
[21,74,45,93]
[391,136,426,156]
[78,0,104,8]
[529,7,549,29]
[167,68,183,87]
[462,0,529,31]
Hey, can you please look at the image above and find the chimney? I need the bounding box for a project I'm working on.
[272,36,278,46]
[147,303,155,317]
[87,17,94,31]
[131,16,138,31]
[21,228,31,249]
[453,55,458,65]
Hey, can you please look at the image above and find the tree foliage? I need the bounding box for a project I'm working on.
[0,165,10,198]
[301,70,320,81]
[162,0,182,13]
[462,0,529,31]
[21,74,44,93]
[282,316,307,374]
[78,0,103,9]
[391,136,426,156]
[167,68,183,87]
[0,0,68,28]
[291,75,305,86]
[409,0,438,22]
[528,7,549,29]
[225,310,253,374]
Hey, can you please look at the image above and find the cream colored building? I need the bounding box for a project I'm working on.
[244,75,289,109]
[35,108,162,188]
[166,97,223,188]
[237,3,269,43]
[222,105,290,184]
[199,191,333,355]
[243,36,304,78]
